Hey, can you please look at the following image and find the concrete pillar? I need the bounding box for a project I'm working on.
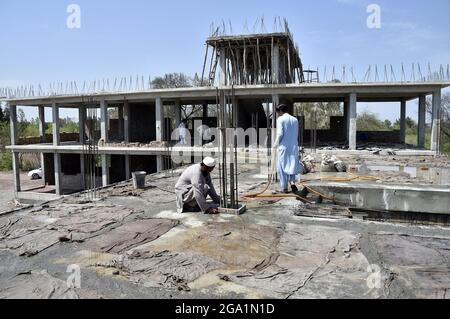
[9,104,18,145]
[102,154,110,186]
[100,100,108,142]
[12,152,20,195]
[400,100,407,144]
[38,106,46,143]
[38,106,48,185]
[418,95,426,148]
[202,103,208,120]
[155,97,164,142]
[125,155,131,179]
[9,104,20,195]
[343,99,349,141]
[123,101,130,143]
[80,154,85,190]
[348,93,357,150]
[431,89,442,153]
[174,100,181,127]
[52,102,60,146]
[219,49,227,87]
[78,106,86,144]
[156,156,164,172]
[271,95,279,148]
[54,153,62,196]
[118,105,124,141]
[271,43,280,84]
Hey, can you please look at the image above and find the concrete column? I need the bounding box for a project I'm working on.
[202,103,208,120]
[156,156,164,172]
[9,104,20,195]
[219,49,227,87]
[52,102,60,146]
[12,152,20,195]
[118,105,124,141]
[343,99,349,141]
[123,101,130,143]
[125,155,131,179]
[9,103,18,145]
[174,100,181,127]
[80,154,85,190]
[418,95,426,148]
[271,43,280,84]
[400,100,407,144]
[155,97,164,142]
[78,106,86,144]
[38,106,48,185]
[348,93,357,150]
[100,100,108,142]
[38,106,46,143]
[271,95,279,148]
[54,153,62,196]
[431,89,442,153]
[102,154,110,186]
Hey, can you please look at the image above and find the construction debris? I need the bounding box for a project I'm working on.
[320,154,347,173]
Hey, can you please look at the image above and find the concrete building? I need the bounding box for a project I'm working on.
[3,31,450,200]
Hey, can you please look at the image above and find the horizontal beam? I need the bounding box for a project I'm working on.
[4,82,449,106]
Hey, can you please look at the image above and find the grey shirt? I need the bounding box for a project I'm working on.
[175,164,220,213]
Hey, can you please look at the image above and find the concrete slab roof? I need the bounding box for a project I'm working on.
[2,82,450,107]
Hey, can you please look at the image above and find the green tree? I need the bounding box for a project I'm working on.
[151,73,193,89]
[357,111,386,131]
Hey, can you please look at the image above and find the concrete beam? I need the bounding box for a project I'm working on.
[155,97,164,142]
[54,153,62,196]
[123,101,130,143]
[101,154,110,186]
[400,100,407,144]
[100,100,108,142]
[52,103,60,146]
[418,95,426,148]
[431,89,441,153]
[348,93,357,150]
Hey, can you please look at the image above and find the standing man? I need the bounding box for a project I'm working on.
[273,104,302,193]
[175,157,220,214]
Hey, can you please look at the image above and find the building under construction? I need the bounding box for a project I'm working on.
[2,24,450,201]
[3,21,450,300]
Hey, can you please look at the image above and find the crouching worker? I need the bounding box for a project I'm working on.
[175,157,220,214]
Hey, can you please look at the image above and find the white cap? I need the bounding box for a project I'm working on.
[202,157,216,168]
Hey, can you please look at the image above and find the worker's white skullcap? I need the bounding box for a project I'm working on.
[202,157,216,167]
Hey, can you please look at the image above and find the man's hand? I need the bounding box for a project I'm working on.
[205,207,219,215]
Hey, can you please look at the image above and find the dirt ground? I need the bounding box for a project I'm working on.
[0,172,43,213]
[0,161,449,299]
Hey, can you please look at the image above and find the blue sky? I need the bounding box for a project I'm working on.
[0,0,449,121]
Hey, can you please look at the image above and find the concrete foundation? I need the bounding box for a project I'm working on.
[308,181,450,215]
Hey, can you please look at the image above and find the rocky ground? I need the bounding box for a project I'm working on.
[0,162,449,299]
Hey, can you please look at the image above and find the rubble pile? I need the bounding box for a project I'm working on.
[320,154,347,173]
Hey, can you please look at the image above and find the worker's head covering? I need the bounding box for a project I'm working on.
[276,104,289,113]
[202,157,216,168]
